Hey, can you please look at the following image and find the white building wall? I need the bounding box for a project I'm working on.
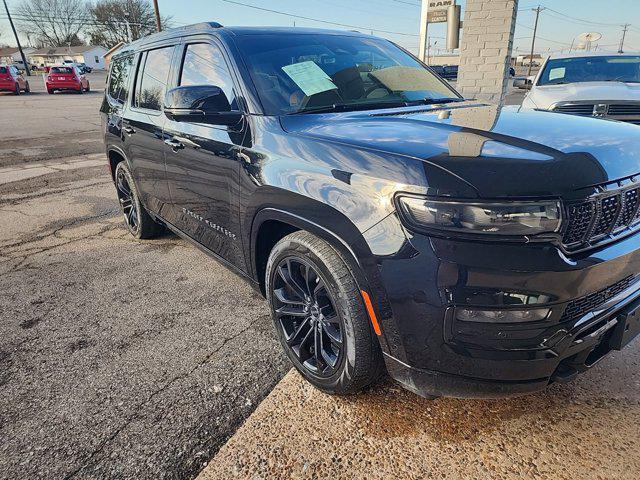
[82,48,107,70]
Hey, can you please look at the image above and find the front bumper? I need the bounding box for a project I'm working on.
[367,214,640,398]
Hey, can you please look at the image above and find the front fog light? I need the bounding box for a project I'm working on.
[456,308,550,323]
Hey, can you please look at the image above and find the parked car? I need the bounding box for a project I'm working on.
[76,62,93,74]
[522,53,640,124]
[0,64,30,95]
[46,65,90,94]
[102,24,640,399]
[12,59,37,72]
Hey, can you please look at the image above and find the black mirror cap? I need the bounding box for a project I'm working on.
[164,85,243,127]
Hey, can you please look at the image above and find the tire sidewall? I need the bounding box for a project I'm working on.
[266,236,362,394]
[115,162,144,239]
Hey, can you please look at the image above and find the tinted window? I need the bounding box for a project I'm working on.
[180,43,237,109]
[235,34,454,115]
[0,67,7,74]
[134,46,175,111]
[51,67,73,74]
[538,56,640,85]
[107,55,134,104]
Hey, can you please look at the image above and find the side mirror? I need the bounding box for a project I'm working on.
[164,85,243,127]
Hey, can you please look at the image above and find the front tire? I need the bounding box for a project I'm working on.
[266,231,384,395]
[114,162,163,239]
[24,82,30,93]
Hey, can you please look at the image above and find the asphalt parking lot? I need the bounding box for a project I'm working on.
[0,73,289,479]
[3,73,637,480]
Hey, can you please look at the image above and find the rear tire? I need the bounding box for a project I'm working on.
[14,83,20,95]
[24,82,30,93]
[266,231,384,395]
[85,82,90,92]
[114,162,164,239]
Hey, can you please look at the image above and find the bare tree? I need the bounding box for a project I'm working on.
[88,0,170,48]
[16,0,88,47]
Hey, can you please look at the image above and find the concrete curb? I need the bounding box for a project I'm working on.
[198,352,640,479]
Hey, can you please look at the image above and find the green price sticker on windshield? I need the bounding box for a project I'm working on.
[282,61,338,97]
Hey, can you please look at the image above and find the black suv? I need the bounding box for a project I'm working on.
[101,23,640,399]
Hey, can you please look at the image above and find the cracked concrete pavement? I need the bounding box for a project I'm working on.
[200,351,640,480]
[0,82,290,479]
[0,165,289,479]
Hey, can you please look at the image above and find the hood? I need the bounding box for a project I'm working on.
[280,102,640,198]
[529,81,640,109]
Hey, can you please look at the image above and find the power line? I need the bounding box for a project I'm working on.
[544,6,631,28]
[516,22,571,46]
[219,0,419,37]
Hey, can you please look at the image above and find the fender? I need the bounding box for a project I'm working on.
[106,145,132,180]
[249,203,398,356]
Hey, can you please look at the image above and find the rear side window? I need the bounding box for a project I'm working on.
[134,46,175,111]
[107,55,134,104]
[51,67,73,74]
[0,67,7,74]
[179,43,238,110]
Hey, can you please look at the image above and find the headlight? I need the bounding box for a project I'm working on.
[396,196,561,236]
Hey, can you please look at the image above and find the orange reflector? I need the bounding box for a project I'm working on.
[361,290,382,336]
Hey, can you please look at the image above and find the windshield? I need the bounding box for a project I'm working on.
[538,55,640,85]
[235,33,458,115]
[51,67,74,74]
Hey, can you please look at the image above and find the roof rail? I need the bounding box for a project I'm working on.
[189,21,223,30]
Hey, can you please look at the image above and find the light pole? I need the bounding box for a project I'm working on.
[528,6,545,78]
[3,0,31,76]
[152,0,162,32]
[619,23,630,53]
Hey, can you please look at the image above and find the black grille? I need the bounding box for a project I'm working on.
[554,104,595,116]
[608,104,640,116]
[562,185,640,249]
[591,195,620,237]
[561,275,638,322]
[563,202,595,245]
[616,189,640,228]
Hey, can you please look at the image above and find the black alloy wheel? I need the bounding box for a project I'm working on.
[115,167,139,234]
[273,257,343,377]
[266,231,385,395]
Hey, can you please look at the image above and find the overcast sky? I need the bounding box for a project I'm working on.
[1,0,639,55]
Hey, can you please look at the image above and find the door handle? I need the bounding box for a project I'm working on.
[122,125,135,135]
[164,138,185,152]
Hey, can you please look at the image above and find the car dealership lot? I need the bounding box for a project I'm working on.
[0,86,289,479]
[2,79,636,480]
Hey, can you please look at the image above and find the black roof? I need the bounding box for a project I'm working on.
[114,22,374,57]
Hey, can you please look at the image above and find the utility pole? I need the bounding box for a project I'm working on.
[152,0,162,32]
[3,0,31,76]
[619,23,630,53]
[527,6,545,78]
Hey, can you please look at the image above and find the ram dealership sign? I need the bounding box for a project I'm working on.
[427,0,455,23]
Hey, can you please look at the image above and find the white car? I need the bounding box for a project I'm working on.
[522,52,640,125]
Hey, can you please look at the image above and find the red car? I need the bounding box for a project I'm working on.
[46,65,90,94]
[0,64,30,95]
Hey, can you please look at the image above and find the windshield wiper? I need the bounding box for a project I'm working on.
[290,100,410,115]
[417,97,465,105]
